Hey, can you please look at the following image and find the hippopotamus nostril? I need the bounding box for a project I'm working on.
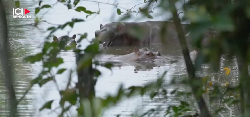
[156,52,161,56]
[95,32,98,37]
[95,30,101,37]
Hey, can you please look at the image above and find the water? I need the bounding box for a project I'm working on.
[0,0,238,117]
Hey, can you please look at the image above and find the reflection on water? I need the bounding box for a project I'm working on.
[0,0,239,117]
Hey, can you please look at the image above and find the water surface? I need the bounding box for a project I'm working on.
[0,0,238,117]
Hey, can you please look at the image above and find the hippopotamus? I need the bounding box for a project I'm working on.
[94,21,219,55]
[97,48,158,61]
[134,48,161,62]
[96,47,179,66]
[95,21,192,47]
[53,34,77,49]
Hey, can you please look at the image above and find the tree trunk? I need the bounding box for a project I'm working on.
[0,0,18,117]
[169,0,211,116]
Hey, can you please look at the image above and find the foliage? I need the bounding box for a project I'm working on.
[4,0,250,117]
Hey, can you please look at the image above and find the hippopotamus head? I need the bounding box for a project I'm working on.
[95,22,143,47]
[95,22,126,46]
[53,34,77,48]
[134,48,161,61]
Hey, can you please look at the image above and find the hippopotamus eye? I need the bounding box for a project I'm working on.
[146,53,152,56]
[157,52,161,56]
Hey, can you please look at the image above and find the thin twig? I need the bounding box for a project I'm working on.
[219,86,228,107]
[17,86,32,105]
[66,70,73,89]
[49,71,61,93]
[218,112,225,117]
[48,106,61,115]
[81,0,127,10]
[225,103,232,117]
[48,106,60,115]
[39,2,59,19]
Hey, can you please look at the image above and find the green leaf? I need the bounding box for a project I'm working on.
[77,106,84,115]
[61,22,69,29]
[42,42,53,53]
[41,4,51,9]
[119,14,131,21]
[180,101,189,107]
[172,106,179,113]
[212,14,234,31]
[38,77,53,87]
[39,1,42,6]
[247,7,250,18]
[24,53,43,63]
[58,0,66,2]
[103,62,113,70]
[60,89,77,105]
[68,22,74,28]
[35,17,40,24]
[75,6,86,12]
[146,14,153,19]
[93,69,101,77]
[39,100,54,111]
[35,7,40,14]
[75,6,94,14]
[30,76,42,86]
[67,4,72,9]
[77,33,88,43]
[73,0,80,6]
[15,1,20,8]
[170,89,178,94]
[57,68,66,74]
[150,92,157,99]
[47,26,55,31]
[84,42,99,54]
[51,58,64,67]
[117,8,121,15]
[72,18,85,23]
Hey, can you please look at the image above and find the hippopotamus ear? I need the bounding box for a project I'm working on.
[100,24,103,29]
[53,36,58,41]
[134,48,140,57]
[72,34,76,39]
[134,48,139,53]
[117,23,123,31]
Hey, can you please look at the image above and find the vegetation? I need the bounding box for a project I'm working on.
[1,0,250,116]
